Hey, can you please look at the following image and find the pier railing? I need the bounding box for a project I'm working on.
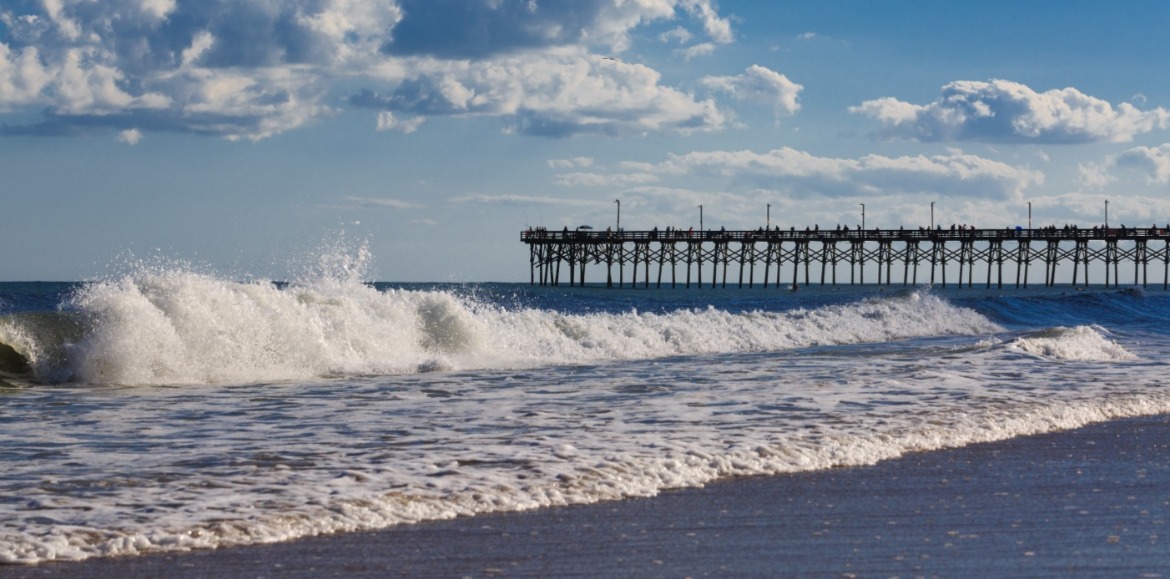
[523,227,1169,243]
[521,227,1170,289]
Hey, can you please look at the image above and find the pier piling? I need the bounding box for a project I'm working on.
[522,227,1170,289]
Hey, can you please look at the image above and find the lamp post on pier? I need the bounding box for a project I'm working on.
[767,204,771,229]
[930,201,935,229]
[1105,199,1109,228]
[698,204,703,232]
[614,199,620,232]
[859,203,865,231]
[1028,201,1032,231]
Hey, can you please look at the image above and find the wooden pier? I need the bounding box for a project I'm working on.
[521,226,1170,289]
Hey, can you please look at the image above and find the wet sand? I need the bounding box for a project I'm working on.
[5,415,1170,578]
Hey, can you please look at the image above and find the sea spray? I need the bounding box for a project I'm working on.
[1010,325,1138,361]
[46,274,1003,386]
[0,273,1165,565]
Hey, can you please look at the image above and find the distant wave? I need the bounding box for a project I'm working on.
[965,285,1170,333]
[0,270,1005,386]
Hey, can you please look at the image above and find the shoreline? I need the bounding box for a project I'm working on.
[6,414,1170,578]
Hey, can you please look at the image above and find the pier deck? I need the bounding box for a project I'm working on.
[521,226,1170,289]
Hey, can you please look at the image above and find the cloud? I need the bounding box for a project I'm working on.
[553,171,658,187]
[659,27,693,45]
[675,42,715,61]
[343,196,423,209]
[851,79,1170,144]
[0,0,734,140]
[351,53,728,137]
[451,193,599,206]
[382,0,668,58]
[1114,144,1170,184]
[1037,191,1170,227]
[681,0,734,44]
[381,0,733,57]
[644,147,1044,200]
[117,128,142,144]
[0,43,53,109]
[375,111,425,133]
[656,2,734,62]
[1077,144,1170,189]
[702,65,802,125]
[547,156,593,168]
[0,0,369,139]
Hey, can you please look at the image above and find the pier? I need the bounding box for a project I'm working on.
[521,226,1170,289]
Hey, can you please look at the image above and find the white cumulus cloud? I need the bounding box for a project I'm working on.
[1114,144,1170,183]
[0,0,737,140]
[702,65,802,126]
[352,53,728,137]
[376,111,425,133]
[1084,143,1170,186]
[117,128,142,144]
[851,79,1170,144]
[676,42,716,61]
[646,147,1044,200]
[0,44,53,110]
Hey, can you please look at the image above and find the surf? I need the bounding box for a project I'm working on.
[2,270,1003,386]
[0,312,87,383]
[1009,325,1138,361]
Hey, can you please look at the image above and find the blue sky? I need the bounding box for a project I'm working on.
[3,0,1170,282]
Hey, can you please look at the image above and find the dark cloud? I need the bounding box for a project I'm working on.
[384,0,604,58]
[0,108,276,138]
[177,2,331,68]
[0,118,84,137]
[96,1,337,71]
[508,109,619,138]
[350,81,468,116]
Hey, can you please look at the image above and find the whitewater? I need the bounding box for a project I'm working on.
[2,260,1168,564]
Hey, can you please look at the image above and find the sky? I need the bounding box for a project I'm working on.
[3,0,1170,282]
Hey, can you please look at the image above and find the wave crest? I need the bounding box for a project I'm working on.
[84,278,1000,384]
[5,273,1005,386]
[1010,325,1137,361]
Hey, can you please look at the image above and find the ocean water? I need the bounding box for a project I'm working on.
[2,256,1169,564]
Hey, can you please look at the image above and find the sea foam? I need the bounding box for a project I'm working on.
[1010,326,1138,361]
[50,272,1003,385]
[1,270,1165,566]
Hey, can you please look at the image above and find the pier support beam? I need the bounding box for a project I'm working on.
[520,228,1170,290]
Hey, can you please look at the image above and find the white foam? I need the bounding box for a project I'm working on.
[1010,325,1138,361]
[12,257,1164,566]
[4,388,1168,565]
[0,322,34,371]
[54,270,1002,385]
[0,314,1161,564]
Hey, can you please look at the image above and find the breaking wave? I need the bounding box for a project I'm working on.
[2,270,1001,386]
[1010,326,1138,361]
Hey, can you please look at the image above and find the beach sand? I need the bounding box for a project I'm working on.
[5,415,1169,578]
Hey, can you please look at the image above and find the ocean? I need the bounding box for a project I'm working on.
[1,253,1168,565]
